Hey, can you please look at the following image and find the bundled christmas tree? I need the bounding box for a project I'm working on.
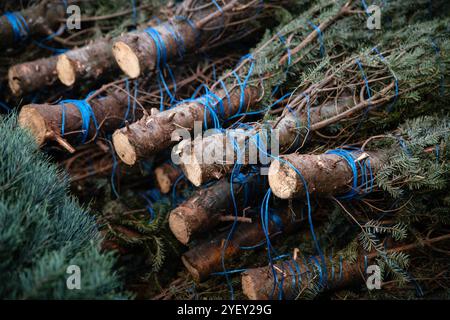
[0,0,449,301]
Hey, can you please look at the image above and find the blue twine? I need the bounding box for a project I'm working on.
[371,46,399,111]
[307,20,325,57]
[141,189,162,223]
[123,78,132,125]
[435,144,440,164]
[356,58,372,104]
[172,173,185,206]
[59,98,99,143]
[325,148,374,199]
[231,54,255,116]
[220,137,246,299]
[61,103,66,136]
[122,78,139,124]
[211,268,247,276]
[330,255,335,281]
[3,9,68,53]
[174,15,201,47]
[144,26,180,108]
[396,136,412,157]
[250,129,328,290]
[4,11,29,42]
[270,33,292,96]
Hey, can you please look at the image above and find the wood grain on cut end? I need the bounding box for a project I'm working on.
[182,161,204,187]
[268,159,299,199]
[113,130,137,165]
[56,54,76,86]
[18,106,48,146]
[113,41,141,78]
[168,209,191,245]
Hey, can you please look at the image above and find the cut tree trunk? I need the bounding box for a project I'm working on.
[18,89,138,150]
[168,174,266,245]
[56,37,116,86]
[268,150,386,199]
[112,0,257,78]
[8,55,59,96]
[113,85,260,166]
[182,202,310,282]
[242,234,450,299]
[177,95,355,186]
[242,253,362,300]
[155,163,183,194]
[0,1,67,48]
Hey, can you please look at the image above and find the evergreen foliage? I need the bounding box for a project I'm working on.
[0,115,127,299]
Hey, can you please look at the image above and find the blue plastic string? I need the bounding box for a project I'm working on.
[356,58,372,103]
[174,15,201,47]
[371,46,399,111]
[123,78,132,124]
[172,173,185,206]
[396,136,412,157]
[4,12,29,42]
[325,148,374,199]
[211,268,247,276]
[144,26,180,107]
[307,20,325,57]
[250,129,328,290]
[60,102,67,136]
[59,98,99,143]
[338,255,343,281]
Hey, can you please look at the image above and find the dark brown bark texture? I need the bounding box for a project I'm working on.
[57,38,116,86]
[8,55,58,96]
[168,173,266,245]
[113,85,260,165]
[113,0,260,77]
[18,89,139,146]
[268,150,386,199]
[177,95,355,185]
[0,1,67,49]
[182,204,305,282]
[242,254,363,300]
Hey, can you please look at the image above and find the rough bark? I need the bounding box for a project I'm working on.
[268,150,386,199]
[168,174,265,245]
[241,234,450,299]
[113,20,198,78]
[155,163,183,194]
[177,95,355,186]
[56,37,116,86]
[18,89,138,149]
[242,253,363,300]
[8,55,58,96]
[181,203,308,282]
[112,0,256,78]
[0,1,67,48]
[113,85,260,166]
